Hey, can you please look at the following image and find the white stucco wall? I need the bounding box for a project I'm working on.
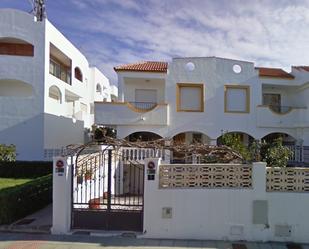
[0,9,113,160]
[142,160,309,243]
[106,57,309,146]
[0,9,45,160]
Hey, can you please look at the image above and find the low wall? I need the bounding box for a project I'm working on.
[143,160,309,243]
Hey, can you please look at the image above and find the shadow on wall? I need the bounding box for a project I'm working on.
[0,114,44,161]
[0,113,85,161]
[43,113,85,150]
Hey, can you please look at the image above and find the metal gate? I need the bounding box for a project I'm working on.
[71,145,144,231]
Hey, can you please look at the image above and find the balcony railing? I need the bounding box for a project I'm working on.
[128,102,157,112]
[267,105,295,114]
[256,105,307,128]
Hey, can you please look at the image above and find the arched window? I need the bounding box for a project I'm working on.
[74,67,83,82]
[49,85,62,103]
[96,83,102,94]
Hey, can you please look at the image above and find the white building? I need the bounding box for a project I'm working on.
[95,57,309,162]
[0,9,117,161]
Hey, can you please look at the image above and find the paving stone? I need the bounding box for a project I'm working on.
[187,240,203,248]
[271,242,289,249]
[173,239,188,248]
[158,239,174,246]
[245,242,260,249]
[202,240,218,248]
[217,241,232,249]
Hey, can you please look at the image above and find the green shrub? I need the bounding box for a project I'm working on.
[0,144,16,162]
[263,138,293,167]
[220,133,251,161]
[0,174,52,224]
[0,161,52,178]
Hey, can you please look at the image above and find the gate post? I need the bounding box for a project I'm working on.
[142,157,161,235]
[51,156,73,234]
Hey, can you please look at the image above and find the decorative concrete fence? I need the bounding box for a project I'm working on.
[159,164,252,189]
[143,160,309,243]
[266,167,309,192]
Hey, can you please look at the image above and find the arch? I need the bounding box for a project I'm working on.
[96,83,102,94]
[48,85,62,103]
[125,131,162,142]
[217,131,255,146]
[0,37,34,56]
[261,132,296,145]
[172,131,211,145]
[0,79,34,97]
[74,67,83,82]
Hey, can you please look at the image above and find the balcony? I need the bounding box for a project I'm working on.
[256,105,308,128]
[95,102,169,126]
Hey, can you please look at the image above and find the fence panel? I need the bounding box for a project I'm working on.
[266,167,309,192]
[159,164,252,189]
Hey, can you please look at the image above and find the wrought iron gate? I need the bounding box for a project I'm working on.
[71,146,144,231]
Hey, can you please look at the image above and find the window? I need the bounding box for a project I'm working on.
[74,67,83,82]
[96,84,102,93]
[224,85,250,113]
[48,85,62,103]
[135,89,157,103]
[80,103,87,113]
[0,38,34,57]
[176,83,204,112]
[49,58,71,84]
[263,93,281,113]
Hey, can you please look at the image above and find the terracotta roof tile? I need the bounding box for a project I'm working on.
[114,61,168,73]
[293,66,309,72]
[256,67,294,79]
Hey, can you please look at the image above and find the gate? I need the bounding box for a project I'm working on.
[71,145,144,231]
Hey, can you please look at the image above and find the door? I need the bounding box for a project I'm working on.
[263,93,281,112]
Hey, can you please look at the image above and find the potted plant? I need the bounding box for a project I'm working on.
[84,169,93,180]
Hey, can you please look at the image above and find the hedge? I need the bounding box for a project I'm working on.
[0,174,52,225]
[0,161,52,178]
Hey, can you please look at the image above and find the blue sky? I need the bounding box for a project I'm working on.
[1,0,309,84]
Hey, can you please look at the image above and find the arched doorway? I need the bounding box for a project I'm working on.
[261,132,296,146]
[172,131,211,163]
[125,131,162,142]
[172,131,211,145]
[217,132,255,147]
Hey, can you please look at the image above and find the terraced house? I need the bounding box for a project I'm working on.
[0,9,117,161]
[95,57,309,164]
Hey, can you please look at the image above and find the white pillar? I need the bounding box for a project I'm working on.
[252,162,267,199]
[141,158,161,236]
[51,156,73,235]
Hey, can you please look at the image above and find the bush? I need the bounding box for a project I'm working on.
[0,161,52,178]
[0,144,16,162]
[0,174,52,224]
[220,133,251,161]
[262,138,293,167]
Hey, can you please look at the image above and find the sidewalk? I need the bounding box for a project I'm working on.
[0,232,308,249]
[0,205,52,234]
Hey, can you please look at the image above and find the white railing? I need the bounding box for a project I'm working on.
[121,147,169,162]
[284,145,309,163]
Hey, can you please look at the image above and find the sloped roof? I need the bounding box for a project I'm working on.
[256,67,294,79]
[293,66,309,72]
[114,61,168,73]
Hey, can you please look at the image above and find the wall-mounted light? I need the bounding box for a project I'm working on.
[141,116,146,121]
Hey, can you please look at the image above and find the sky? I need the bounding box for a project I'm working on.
[1,0,309,85]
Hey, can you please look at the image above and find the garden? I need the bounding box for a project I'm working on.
[0,144,52,225]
